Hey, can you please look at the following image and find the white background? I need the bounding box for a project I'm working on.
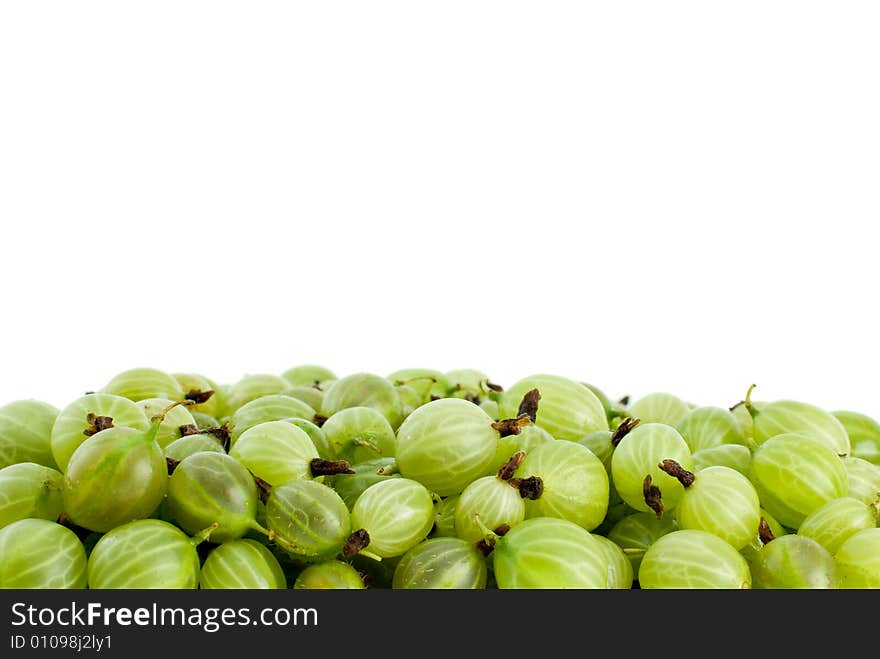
[1,2,878,416]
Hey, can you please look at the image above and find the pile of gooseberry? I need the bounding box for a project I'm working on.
[0,367,878,589]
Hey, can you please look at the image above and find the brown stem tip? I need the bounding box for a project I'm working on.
[310,458,355,477]
[513,476,544,500]
[184,389,215,405]
[643,475,664,519]
[166,457,180,475]
[201,424,231,452]
[758,517,775,545]
[250,472,273,505]
[178,424,200,437]
[497,451,526,481]
[610,417,640,447]
[517,388,541,423]
[491,414,532,437]
[343,529,371,558]
[84,413,114,437]
[657,459,695,487]
[476,538,495,556]
[475,524,510,556]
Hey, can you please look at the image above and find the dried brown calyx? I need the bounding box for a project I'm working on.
[166,457,180,475]
[84,413,114,437]
[643,475,664,518]
[250,472,273,505]
[343,529,371,558]
[517,388,541,422]
[758,517,775,545]
[485,381,504,393]
[491,415,532,437]
[313,413,328,427]
[496,451,526,481]
[496,451,543,500]
[198,423,232,452]
[476,523,511,556]
[184,389,215,405]
[513,476,544,500]
[309,458,355,477]
[610,417,641,447]
[657,459,696,487]
[178,424,200,437]
[491,388,541,437]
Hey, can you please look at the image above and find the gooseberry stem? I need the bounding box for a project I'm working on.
[376,462,399,476]
[254,521,316,558]
[251,520,308,558]
[145,399,197,444]
[358,548,383,562]
[151,399,196,424]
[191,522,219,547]
[393,375,437,387]
[744,384,757,417]
[473,514,499,555]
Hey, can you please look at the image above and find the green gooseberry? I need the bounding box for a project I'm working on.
[0,400,60,470]
[0,462,64,529]
[62,402,180,532]
[102,367,184,402]
[0,518,87,588]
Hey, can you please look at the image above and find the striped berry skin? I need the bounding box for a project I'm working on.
[500,374,608,441]
[0,518,87,589]
[748,433,848,530]
[199,539,286,589]
[492,517,610,589]
[395,398,498,497]
[639,529,752,589]
[87,519,200,589]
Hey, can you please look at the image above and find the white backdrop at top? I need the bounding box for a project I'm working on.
[1,2,878,418]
